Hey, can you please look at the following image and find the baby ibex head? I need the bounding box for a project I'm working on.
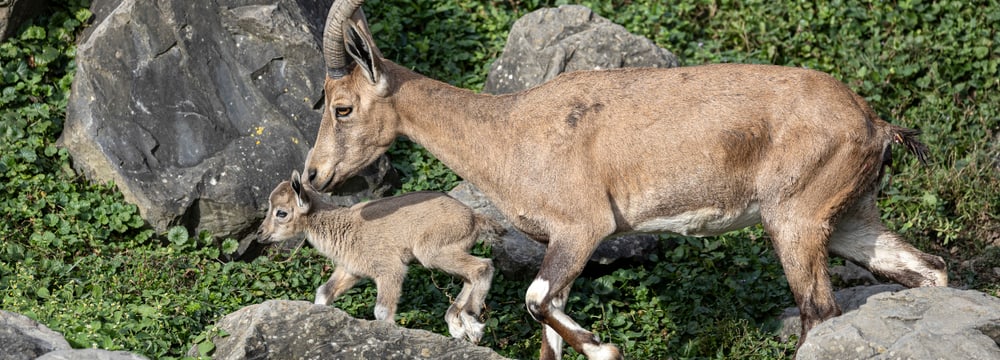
[258,170,313,244]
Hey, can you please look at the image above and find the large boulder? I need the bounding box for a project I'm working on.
[0,310,71,360]
[779,260,886,339]
[483,5,679,95]
[828,261,882,287]
[36,349,149,360]
[0,310,149,360]
[796,286,1000,359]
[58,0,396,255]
[779,284,905,341]
[194,300,510,360]
[457,5,677,279]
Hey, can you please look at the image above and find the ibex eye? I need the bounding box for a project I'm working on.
[335,107,352,118]
[275,210,288,218]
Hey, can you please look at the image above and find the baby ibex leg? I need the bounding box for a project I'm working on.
[419,245,494,343]
[315,267,360,305]
[373,268,406,321]
[457,257,493,344]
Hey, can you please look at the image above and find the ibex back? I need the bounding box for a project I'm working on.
[303,2,948,359]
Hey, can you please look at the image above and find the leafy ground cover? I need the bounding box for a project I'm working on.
[2,0,997,359]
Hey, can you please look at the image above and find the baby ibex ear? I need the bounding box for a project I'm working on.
[290,170,311,213]
[344,22,388,96]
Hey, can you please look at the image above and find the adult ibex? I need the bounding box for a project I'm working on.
[304,1,948,359]
[258,171,498,343]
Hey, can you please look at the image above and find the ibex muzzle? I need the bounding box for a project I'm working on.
[304,2,948,359]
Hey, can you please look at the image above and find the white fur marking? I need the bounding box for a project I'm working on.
[447,322,466,340]
[544,325,563,359]
[635,202,760,236]
[461,312,485,344]
[446,310,465,340]
[374,304,390,321]
[314,289,329,305]
[551,310,588,333]
[582,343,620,360]
[526,279,550,305]
[551,296,566,310]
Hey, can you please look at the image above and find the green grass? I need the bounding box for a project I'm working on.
[2,0,997,359]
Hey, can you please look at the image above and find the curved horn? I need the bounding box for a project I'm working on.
[323,0,368,78]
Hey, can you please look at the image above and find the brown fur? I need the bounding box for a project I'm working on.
[257,171,498,344]
[303,4,948,359]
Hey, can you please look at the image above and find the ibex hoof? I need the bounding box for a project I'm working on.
[463,319,485,344]
[446,318,467,342]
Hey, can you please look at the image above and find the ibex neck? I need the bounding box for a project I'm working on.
[304,209,351,260]
[392,65,517,189]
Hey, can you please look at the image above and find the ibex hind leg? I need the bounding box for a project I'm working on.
[457,257,493,344]
[444,303,467,342]
[418,247,494,343]
[828,196,948,287]
[761,204,841,346]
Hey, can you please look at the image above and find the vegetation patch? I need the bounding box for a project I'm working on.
[1,0,996,359]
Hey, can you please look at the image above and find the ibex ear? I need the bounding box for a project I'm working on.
[344,23,388,96]
[290,170,311,213]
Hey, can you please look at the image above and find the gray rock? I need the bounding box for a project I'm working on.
[483,5,679,95]
[796,287,1000,360]
[196,300,510,360]
[58,0,395,256]
[448,182,658,280]
[446,182,543,279]
[0,0,49,42]
[0,310,71,360]
[779,284,905,341]
[36,349,149,360]
[79,0,124,43]
[829,261,881,287]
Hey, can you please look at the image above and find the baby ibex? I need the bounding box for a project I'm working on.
[257,171,499,344]
[304,2,948,359]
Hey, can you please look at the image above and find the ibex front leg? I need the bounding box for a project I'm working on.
[526,228,622,360]
[372,264,407,321]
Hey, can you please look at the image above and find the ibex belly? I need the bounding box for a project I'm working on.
[633,202,760,237]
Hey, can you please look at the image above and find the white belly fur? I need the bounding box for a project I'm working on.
[633,202,761,237]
